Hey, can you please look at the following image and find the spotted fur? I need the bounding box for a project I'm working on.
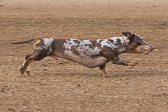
[11,32,155,77]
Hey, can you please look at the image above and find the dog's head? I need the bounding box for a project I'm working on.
[122,32,155,55]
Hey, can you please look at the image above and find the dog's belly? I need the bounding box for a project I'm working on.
[54,52,108,68]
[78,56,108,68]
[70,56,108,68]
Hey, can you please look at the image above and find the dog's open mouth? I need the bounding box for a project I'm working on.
[142,50,150,55]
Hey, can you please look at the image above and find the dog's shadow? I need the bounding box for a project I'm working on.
[107,70,167,78]
[50,69,166,79]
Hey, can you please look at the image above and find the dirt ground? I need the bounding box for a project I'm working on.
[0,0,168,112]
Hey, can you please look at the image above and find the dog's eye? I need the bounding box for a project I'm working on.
[131,43,138,48]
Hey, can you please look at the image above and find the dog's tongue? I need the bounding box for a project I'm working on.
[143,50,149,54]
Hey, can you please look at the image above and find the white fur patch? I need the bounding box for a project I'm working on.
[43,38,54,47]
[43,38,54,54]
[63,39,78,49]
[97,39,116,48]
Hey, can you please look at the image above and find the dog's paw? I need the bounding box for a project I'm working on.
[127,61,138,66]
[18,65,25,74]
[25,71,31,76]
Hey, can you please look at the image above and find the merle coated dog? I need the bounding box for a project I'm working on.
[11,32,155,77]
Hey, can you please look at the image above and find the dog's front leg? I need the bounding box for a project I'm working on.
[112,57,138,66]
[99,64,108,78]
[100,48,137,66]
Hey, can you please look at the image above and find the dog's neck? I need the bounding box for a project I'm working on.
[96,36,129,54]
[109,36,129,54]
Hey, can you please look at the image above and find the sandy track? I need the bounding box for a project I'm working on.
[0,0,168,112]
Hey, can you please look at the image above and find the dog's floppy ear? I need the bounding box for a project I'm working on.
[122,32,134,40]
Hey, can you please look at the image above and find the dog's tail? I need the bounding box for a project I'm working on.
[11,39,37,44]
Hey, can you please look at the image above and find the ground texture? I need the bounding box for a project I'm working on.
[0,0,168,112]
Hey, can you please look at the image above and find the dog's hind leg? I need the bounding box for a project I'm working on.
[99,64,108,78]
[19,54,33,75]
[19,48,48,75]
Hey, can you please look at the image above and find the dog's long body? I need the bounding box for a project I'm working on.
[11,32,155,77]
[51,37,128,68]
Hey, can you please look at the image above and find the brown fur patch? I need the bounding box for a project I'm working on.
[71,46,80,56]
[108,39,114,43]
[73,40,80,44]
[33,39,41,48]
